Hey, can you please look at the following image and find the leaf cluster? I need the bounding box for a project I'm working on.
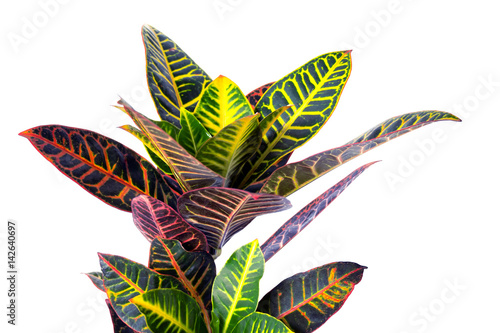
[20,25,460,332]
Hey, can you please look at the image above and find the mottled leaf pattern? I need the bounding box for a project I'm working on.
[19,125,177,211]
[196,114,261,185]
[261,111,461,196]
[178,188,291,251]
[119,99,224,192]
[99,253,185,333]
[149,238,216,328]
[261,162,376,262]
[193,76,254,136]
[211,240,264,333]
[142,25,212,126]
[236,51,351,188]
[258,262,366,333]
[231,313,292,333]
[246,82,275,109]
[131,195,208,252]
[131,289,208,333]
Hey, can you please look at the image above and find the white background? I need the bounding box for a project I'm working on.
[1,0,499,332]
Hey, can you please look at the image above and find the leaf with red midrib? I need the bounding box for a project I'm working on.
[178,187,291,252]
[258,262,366,333]
[148,238,216,329]
[19,125,177,212]
[261,162,377,262]
[131,195,208,252]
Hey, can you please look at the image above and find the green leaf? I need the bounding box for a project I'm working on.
[196,114,261,185]
[178,107,212,156]
[131,289,208,333]
[236,51,351,188]
[212,240,264,333]
[142,25,212,127]
[132,195,209,252]
[177,187,291,251]
[193,76,254,136]
[19,125,177,212]
[231,312,292,333]
[258,262,366,333]
[261,162,376,262]
[99,253,185,333]
[149,238,216,327]
[261,110,461,196]
[118,99,225,192]
[152,120,181,140]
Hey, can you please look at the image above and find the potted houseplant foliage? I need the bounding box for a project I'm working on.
[20,25,460,332]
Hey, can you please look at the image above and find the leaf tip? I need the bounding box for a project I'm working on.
[18,129,29,137]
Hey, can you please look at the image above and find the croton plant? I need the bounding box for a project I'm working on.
[20,25,460,333]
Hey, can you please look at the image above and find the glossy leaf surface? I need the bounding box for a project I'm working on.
[178,107,212,156]
[246,82,275,109]
[119,99,224,192]
[193,76,254,136]
[261,162,376,262]
[231,313,292,333]
[261,111,461,196]
[178,188,291,251]
[20,125,177,211]
[258,262,366,333]
[211,240,264,333]
[131,289,208,333]
[196,114,261,184]
[149,238,215,327]
[131,195,208,252]
[236,52,351,188]
[142,25,212,127]
[99,253,184,333]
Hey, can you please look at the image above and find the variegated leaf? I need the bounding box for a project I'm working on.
[261,162,376,262]
[106,299,140,333]
[99,253,185,333]
[211,240,264,333]
[118,99,224,192]
[131,289,208,333]
[196,114,261,185]
[85,271,105,292]
[261,111,461,196]
[246,82,275,109]
[236,51,352,188]
[149,238,216,327]
[131,195,208,252]
[258,262,366,333]
[119,123,173,176]
[193,76,254,135]
[178,107,212,156]
[19,125,177,211]
[231,313,292,333]
[142,25,212,126]
[177,188,291,251]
